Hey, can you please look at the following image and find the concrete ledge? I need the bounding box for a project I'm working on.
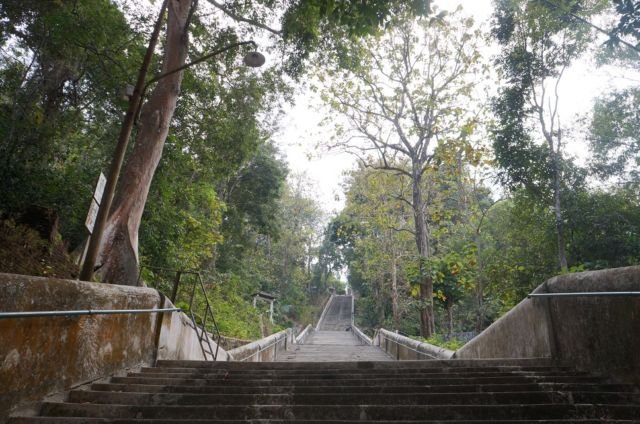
[295,324,313,344]
[454,266,640,381]
[227,329,291,362]
[315,294,333,330]
[0,273,162,420]
[351,325,373,345]
[374,328,455,360]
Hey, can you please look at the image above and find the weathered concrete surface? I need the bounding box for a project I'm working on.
[156,297,228,362]
[351,324,373,345]
[0,273,161,420]
[454,283,553,360]
[226,329,291,362]
[0,273,227,421]
[455,266,640,381]
[294,324,313,344]
[375,328,455,360]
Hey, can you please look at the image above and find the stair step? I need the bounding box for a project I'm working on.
[156,358,558,369]
[109,375,603,387]
[90,382,638,395]
[139,366,580,375]
[129,370,590,380]
[66,389,640,406]
[37,402,640,420]
[9,418,639,423]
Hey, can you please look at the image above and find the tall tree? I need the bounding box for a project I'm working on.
[343,166,415,328]
[91,0,432,284]
[96,0,195,284]
[318,9,486,336]
[491,0,604,271]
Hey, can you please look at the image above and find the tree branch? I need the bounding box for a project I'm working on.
[203,0,282,35]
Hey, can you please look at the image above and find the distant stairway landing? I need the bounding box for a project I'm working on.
[281,330,391,362]
[281,294,391,362]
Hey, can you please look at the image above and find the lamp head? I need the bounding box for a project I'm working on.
[243,51,266,68]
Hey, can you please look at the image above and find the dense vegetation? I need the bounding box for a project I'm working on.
[0,0,638,342]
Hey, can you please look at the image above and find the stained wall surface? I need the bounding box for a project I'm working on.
[0,273,225,421]
[455,266,640,381]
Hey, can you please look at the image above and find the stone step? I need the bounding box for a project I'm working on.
[36,402,640,420]
[90,382,638,395]
[66,389,640,406]
[129,370,591,380]
[155,358,558,369]
[109,374,604,387]
[143,365,576,375]
[9,418,639,423]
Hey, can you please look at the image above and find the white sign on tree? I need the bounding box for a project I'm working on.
[85,173,107,233]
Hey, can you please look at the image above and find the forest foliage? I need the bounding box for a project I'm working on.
[0,0,638,342]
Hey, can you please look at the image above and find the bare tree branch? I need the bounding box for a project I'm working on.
[203,0,282,35]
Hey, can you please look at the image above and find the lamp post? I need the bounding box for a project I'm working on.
[79,3,264,282]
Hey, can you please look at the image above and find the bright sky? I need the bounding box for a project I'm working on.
[274,0,634,216]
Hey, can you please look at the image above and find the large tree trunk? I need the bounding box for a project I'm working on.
[412,167,435,338]
[95,0,193,285]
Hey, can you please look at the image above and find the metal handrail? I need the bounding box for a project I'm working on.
[0,308,181,319]
[139,265,221,361]
[528,291,640,298]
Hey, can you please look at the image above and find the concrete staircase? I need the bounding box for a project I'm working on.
[9,358,640,422]
[316,295,353,331]
[281,295,390,362]
[9,295,640,422]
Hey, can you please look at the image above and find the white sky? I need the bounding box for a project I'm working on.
[274,0,636,216]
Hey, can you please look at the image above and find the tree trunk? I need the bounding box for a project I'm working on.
[96,0,193,285]
[446,303,453,338]
[390,244,399,329]
[546,128,568,272]
[412,166,435,338]
[552,155,568,271]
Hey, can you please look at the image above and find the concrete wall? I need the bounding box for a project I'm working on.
[227,329,291,362]
[455,266,640,381]
[156,297,228,362]
[218,335,252,351]
[374,329,454,360]
[0,273,226,421]
[453,283,553,360]
[295,324,313,344]
[351,325,373,345]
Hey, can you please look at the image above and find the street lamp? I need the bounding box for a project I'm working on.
[79,2,265,282]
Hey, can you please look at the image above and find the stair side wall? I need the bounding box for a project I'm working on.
[0,273,226,421]
[455,266,640,381]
